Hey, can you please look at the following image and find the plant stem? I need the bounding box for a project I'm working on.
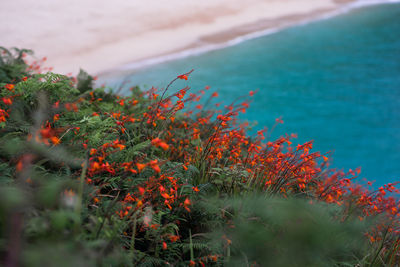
[130,214,137,257]
[75,154,88,232]
[189,229,194,261]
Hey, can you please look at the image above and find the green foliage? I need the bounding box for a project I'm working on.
[0,47,32,83]
[221,196,368,266]
[76,69,94,94]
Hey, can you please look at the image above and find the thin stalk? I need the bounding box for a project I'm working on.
[387,236,399,266]
[75,154,88,232]
[95,191,120,239]
[370,227,389,267]
[227,243,231,263]
[189,229,194,261]
[130,213,137,257]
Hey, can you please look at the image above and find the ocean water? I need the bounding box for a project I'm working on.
[106,2,400,185]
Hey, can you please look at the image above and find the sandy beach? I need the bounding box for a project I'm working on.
[0,0,356,76]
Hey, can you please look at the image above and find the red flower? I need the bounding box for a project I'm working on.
[50,136,60,145]
[217,115,231,122]
[53,114,60,121]
[176,89,186,99]
[2,97,12,105]
[192,186,199,192]
[4,84,14,91]
[177,74,188,80]
[151,138,169,151]
[184,198,191,212]
[136,163,146,173]
[53,101,60,108]
[169,235,179,242]
[92,162,100,171]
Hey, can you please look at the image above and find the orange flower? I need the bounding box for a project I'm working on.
[92,162,100,171]
[53,101,60,108]
[151,138,169,151]
[40,127,52,138]
[169,235,179,242]
[161,192,171,199]
[241,102,249,108]
[136,163,146,173]
[184,198,191,205]
[115,144,125,150]
[216,115,231,122]
[0,108,9,123]
[192,186,199,192]
[16,160,23,172]
[149,159,161,173]
[152,93,159,100]
[50,136,60,145]
[4,84,14,91]
[176,89,186,99]
[138,187,145,195]
[184,198,191,212]
[162,242,167,250]
[210,255,218,262]
[2,97,12,105]
[150,224,159,230]
[65,103,78,112]
[53,114,60,121]
[177,74,188,80]
[151,165,161,173]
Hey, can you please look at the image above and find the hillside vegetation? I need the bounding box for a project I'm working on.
[0,47,399,266]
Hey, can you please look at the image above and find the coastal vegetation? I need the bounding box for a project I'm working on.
[0,47,399,266]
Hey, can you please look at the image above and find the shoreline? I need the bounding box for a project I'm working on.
[101,0,400,78]
[1,0,398,77]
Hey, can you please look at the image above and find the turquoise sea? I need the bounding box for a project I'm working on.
[106,2,400,186]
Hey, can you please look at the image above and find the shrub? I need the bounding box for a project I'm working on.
[0,48,399,266]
